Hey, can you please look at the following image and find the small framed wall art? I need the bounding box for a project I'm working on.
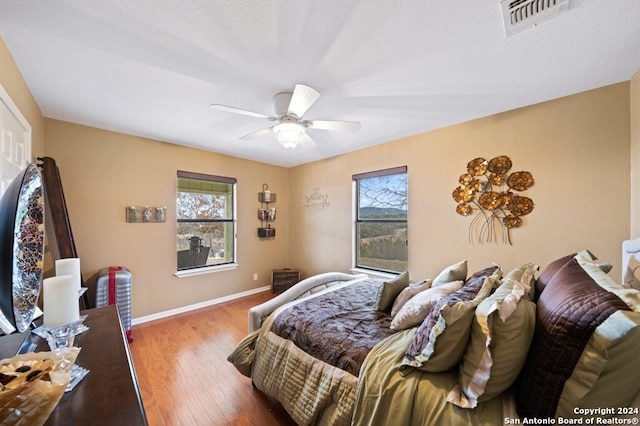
[126,206,166,223]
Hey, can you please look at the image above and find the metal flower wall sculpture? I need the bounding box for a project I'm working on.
[453,156,534,245]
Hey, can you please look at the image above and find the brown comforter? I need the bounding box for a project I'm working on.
[271,279,396,376]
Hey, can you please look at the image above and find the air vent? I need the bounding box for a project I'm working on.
[501,0,570,36]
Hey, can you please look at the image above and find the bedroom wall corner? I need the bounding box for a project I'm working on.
[631,68,640,239]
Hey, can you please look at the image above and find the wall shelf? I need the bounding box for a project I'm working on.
[258,183,275,238]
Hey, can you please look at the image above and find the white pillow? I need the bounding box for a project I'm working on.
[390,280,463,330]
[391,279,432,317]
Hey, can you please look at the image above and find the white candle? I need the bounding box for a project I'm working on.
[55,258,81,291]
[43,275,80,328]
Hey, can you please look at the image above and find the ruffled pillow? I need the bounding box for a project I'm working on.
[502,262,538,300]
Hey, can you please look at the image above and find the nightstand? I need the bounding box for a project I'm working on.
[272,269,300,293]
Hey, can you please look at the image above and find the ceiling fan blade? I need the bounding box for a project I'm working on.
[287,84,320,118]
[299,132,317,149]
[239,127,274,140]
[306,120,361,132]
[210,104,276,120]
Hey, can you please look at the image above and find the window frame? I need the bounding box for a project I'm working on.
[352,166,408,276]
[175,170,238,278]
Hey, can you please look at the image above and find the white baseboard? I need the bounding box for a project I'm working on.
[131,285,271,326]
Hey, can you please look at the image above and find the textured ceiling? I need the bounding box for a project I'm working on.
[1,0,639,167]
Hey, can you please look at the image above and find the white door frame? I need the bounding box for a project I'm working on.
[0,82,32,195]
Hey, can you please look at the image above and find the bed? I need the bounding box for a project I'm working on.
[229,242,640,425]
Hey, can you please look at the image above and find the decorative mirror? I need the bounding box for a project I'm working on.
[0,163,45,332]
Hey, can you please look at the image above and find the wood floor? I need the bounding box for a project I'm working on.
[129,291,297,426]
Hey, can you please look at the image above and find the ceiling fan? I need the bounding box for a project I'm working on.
[210,84,361,148]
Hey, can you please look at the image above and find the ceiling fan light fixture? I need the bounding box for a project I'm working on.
[210,84,361,148]
[273,122,305,148]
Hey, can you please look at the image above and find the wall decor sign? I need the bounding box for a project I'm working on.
[452,156,534,245]
[303,188,330,212]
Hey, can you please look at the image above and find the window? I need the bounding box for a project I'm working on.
[176,171,236,273]
[353,166,408,274]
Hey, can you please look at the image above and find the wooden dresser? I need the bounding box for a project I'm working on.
[0,305,148,425]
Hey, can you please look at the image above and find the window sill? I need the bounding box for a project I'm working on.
[175,263,238,278]
[349,268,397,280]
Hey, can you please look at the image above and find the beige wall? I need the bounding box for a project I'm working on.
[45,120,291,318]
[290,83,631,281]
[0,37,44,158]
[631,69,640,238]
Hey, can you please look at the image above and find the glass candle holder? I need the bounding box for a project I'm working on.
[32,316,90,391]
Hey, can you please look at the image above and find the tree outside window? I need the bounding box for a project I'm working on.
[176,171,236,271]
[354,166,408,273]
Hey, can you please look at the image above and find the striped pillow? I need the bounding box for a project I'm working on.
[401,265,502,373]
[448,263,537,408]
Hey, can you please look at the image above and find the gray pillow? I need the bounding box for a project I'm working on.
[433,260,467,286]
[375,271,410,311]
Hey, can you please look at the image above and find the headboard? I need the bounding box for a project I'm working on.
[622,237,640,289]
